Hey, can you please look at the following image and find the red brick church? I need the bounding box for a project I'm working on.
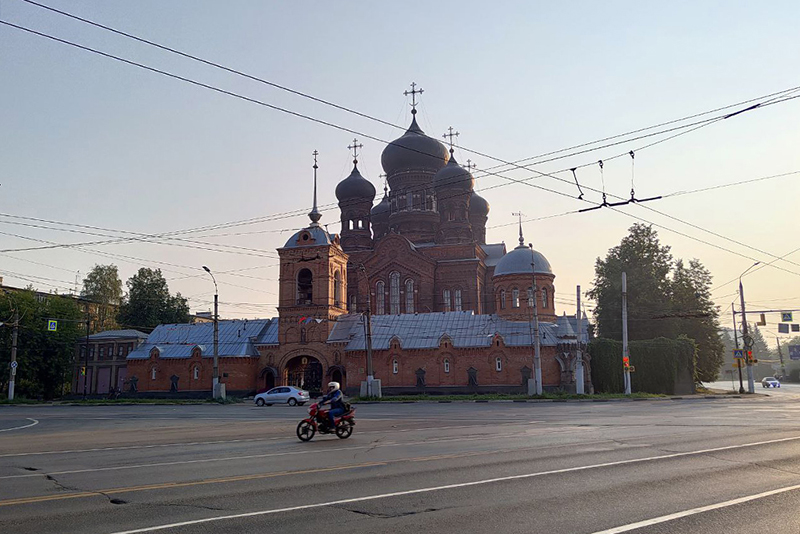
[127,92,590,396]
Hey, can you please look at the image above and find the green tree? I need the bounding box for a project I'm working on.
[117,268,190,329]
[587,223,674,340]
[81,264,123,332]
[589,223,725,383]
[0,289,82,399]
[747,324,770,360]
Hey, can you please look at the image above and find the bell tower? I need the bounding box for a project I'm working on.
[278,151,349,346]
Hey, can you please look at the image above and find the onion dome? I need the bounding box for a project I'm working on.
[493,245,553,276]
[335,163,376,202]
[371,186,390,221]
[469,191,490,216]
[381,116,449,176]
[433,152,474,191]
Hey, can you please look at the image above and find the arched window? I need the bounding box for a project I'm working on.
[297,268,313,305]
[390,272,401,314]
[443,289,451,312]
[405,279,415,313]
[512,288,520,308]
[444,359,450,373]
[333,270,342,307]
[495,357,502,372]
[500,289,506,310]
[392,359,399,374]
[193,366,199,380]
[349,294,357,312]
[454,289,463,311]
[542,287,548,308]
[527,287,534,307]
[376,281,385,315]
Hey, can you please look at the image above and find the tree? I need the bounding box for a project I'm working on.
[0,289,82,399]
[81,264,123,332]
[117,268,190,329]
[747,325,770,360]
[589,223,725,382]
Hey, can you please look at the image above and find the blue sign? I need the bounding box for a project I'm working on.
[790,345,800,361]
[10,361,17,369]
[733,349,744,359]
[47,320,58,332]
[782,312,793,322]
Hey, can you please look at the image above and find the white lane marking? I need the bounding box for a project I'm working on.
[108,433,800,534]
[0,420,543,458]
[0,418,38,433]
[0,432,546,479]
[589,483,800,533]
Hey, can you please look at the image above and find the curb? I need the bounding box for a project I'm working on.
[351,394,745,405]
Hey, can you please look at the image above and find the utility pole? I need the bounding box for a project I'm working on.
[776,337,786,379]
[8,311,19,401]
[203,266,221,399]
[83,312,90,400]
[358,264,378,397]
[529,244,542,395]
[622,272,632,395]
[732,303,744,394]
[739,279,755,393]
[575,285,584,395]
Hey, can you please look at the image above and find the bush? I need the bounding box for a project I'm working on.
[589,336,696,394]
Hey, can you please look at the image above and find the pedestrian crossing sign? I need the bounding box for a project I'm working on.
[47,320,58,332]
[782,312,793,322]
[733,349,744,359]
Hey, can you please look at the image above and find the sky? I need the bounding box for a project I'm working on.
[1,0,799,345]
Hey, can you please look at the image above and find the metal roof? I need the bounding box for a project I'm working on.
[87,329,149,341]
[331,311,589,352]
[480,243,506,267]
[127,319,275,360]
[493,245,553,276]
[282,225,335,249]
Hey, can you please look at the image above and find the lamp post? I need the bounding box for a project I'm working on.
[731,302,745,394]
[358,264,378,397]
[202,265,220,398]
[739,262,759,394]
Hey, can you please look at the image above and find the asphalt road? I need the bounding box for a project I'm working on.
[2,396,800,533]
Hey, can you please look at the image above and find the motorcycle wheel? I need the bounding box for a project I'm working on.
[296,421,316,442]
[335,421,353,439]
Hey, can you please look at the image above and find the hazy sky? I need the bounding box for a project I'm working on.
[1,1,799,344]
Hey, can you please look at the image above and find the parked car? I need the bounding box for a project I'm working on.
[762,377,781,388]
[254,386,309,406]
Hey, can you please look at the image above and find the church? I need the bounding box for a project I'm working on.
[127,90,590,396]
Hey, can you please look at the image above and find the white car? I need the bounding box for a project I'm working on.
[254,386,309,406]
[762,377,781,388]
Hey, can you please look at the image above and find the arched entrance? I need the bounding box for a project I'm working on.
[259,367,278,392]
[284,356,323,396]
[327,365,346,391]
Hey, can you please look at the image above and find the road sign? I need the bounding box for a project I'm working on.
[47,320,57,332]
[10,361,17,369]
[790,345,800,361]
[733,349,744,359]
[782,312,793,322]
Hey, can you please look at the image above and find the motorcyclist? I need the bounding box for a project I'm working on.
[319,381,345,430]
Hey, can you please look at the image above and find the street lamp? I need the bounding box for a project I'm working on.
[202,265,220,398]
[738,262,760,394]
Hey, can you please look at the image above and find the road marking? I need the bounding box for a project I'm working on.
[0,418,38,433]
[588,483,800,533]
[105,433,800,534]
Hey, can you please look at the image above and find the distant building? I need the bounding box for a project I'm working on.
[74,329,149,395]
[126,93,591,396]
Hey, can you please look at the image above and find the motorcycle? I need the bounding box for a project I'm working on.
[296,402,355,442]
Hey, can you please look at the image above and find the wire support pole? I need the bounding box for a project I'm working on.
[732,302,744,394]
[622,272,632,395]
[203,266,221,398]
[529,244,542,396]
[8,310,19,401]
[83,308,90,400]
[575,285,584,395]
[739,262,759,394]
[358,264,377,398]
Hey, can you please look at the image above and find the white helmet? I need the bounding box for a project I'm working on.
[328,381,340,391]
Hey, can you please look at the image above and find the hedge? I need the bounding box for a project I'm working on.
[589,336,697,395]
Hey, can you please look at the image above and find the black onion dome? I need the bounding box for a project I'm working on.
[371,192,390,221]
[335,163,376,202]
[381,116,449,176]
[433,153,474,191]
[469,191,490,216]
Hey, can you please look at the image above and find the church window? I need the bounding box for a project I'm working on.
[542,287,548,308]
[512,288,520,308]
[193,366,199,380]
[349,294,357,312]
[297,268,313,305]
[393,359,398,374]
[496,357,502,372]
[405,279,415,313]
[426,191,434,211]
[413,193,422,210]
[376,281,385,314]
[443,289,451,312]
[151,367,157,380]
[444,359,450,373]
[454,289,462,311]
[527,287,534,307]
[333,270,342,307]
[500,290,506,310]
[390,272,401,314]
